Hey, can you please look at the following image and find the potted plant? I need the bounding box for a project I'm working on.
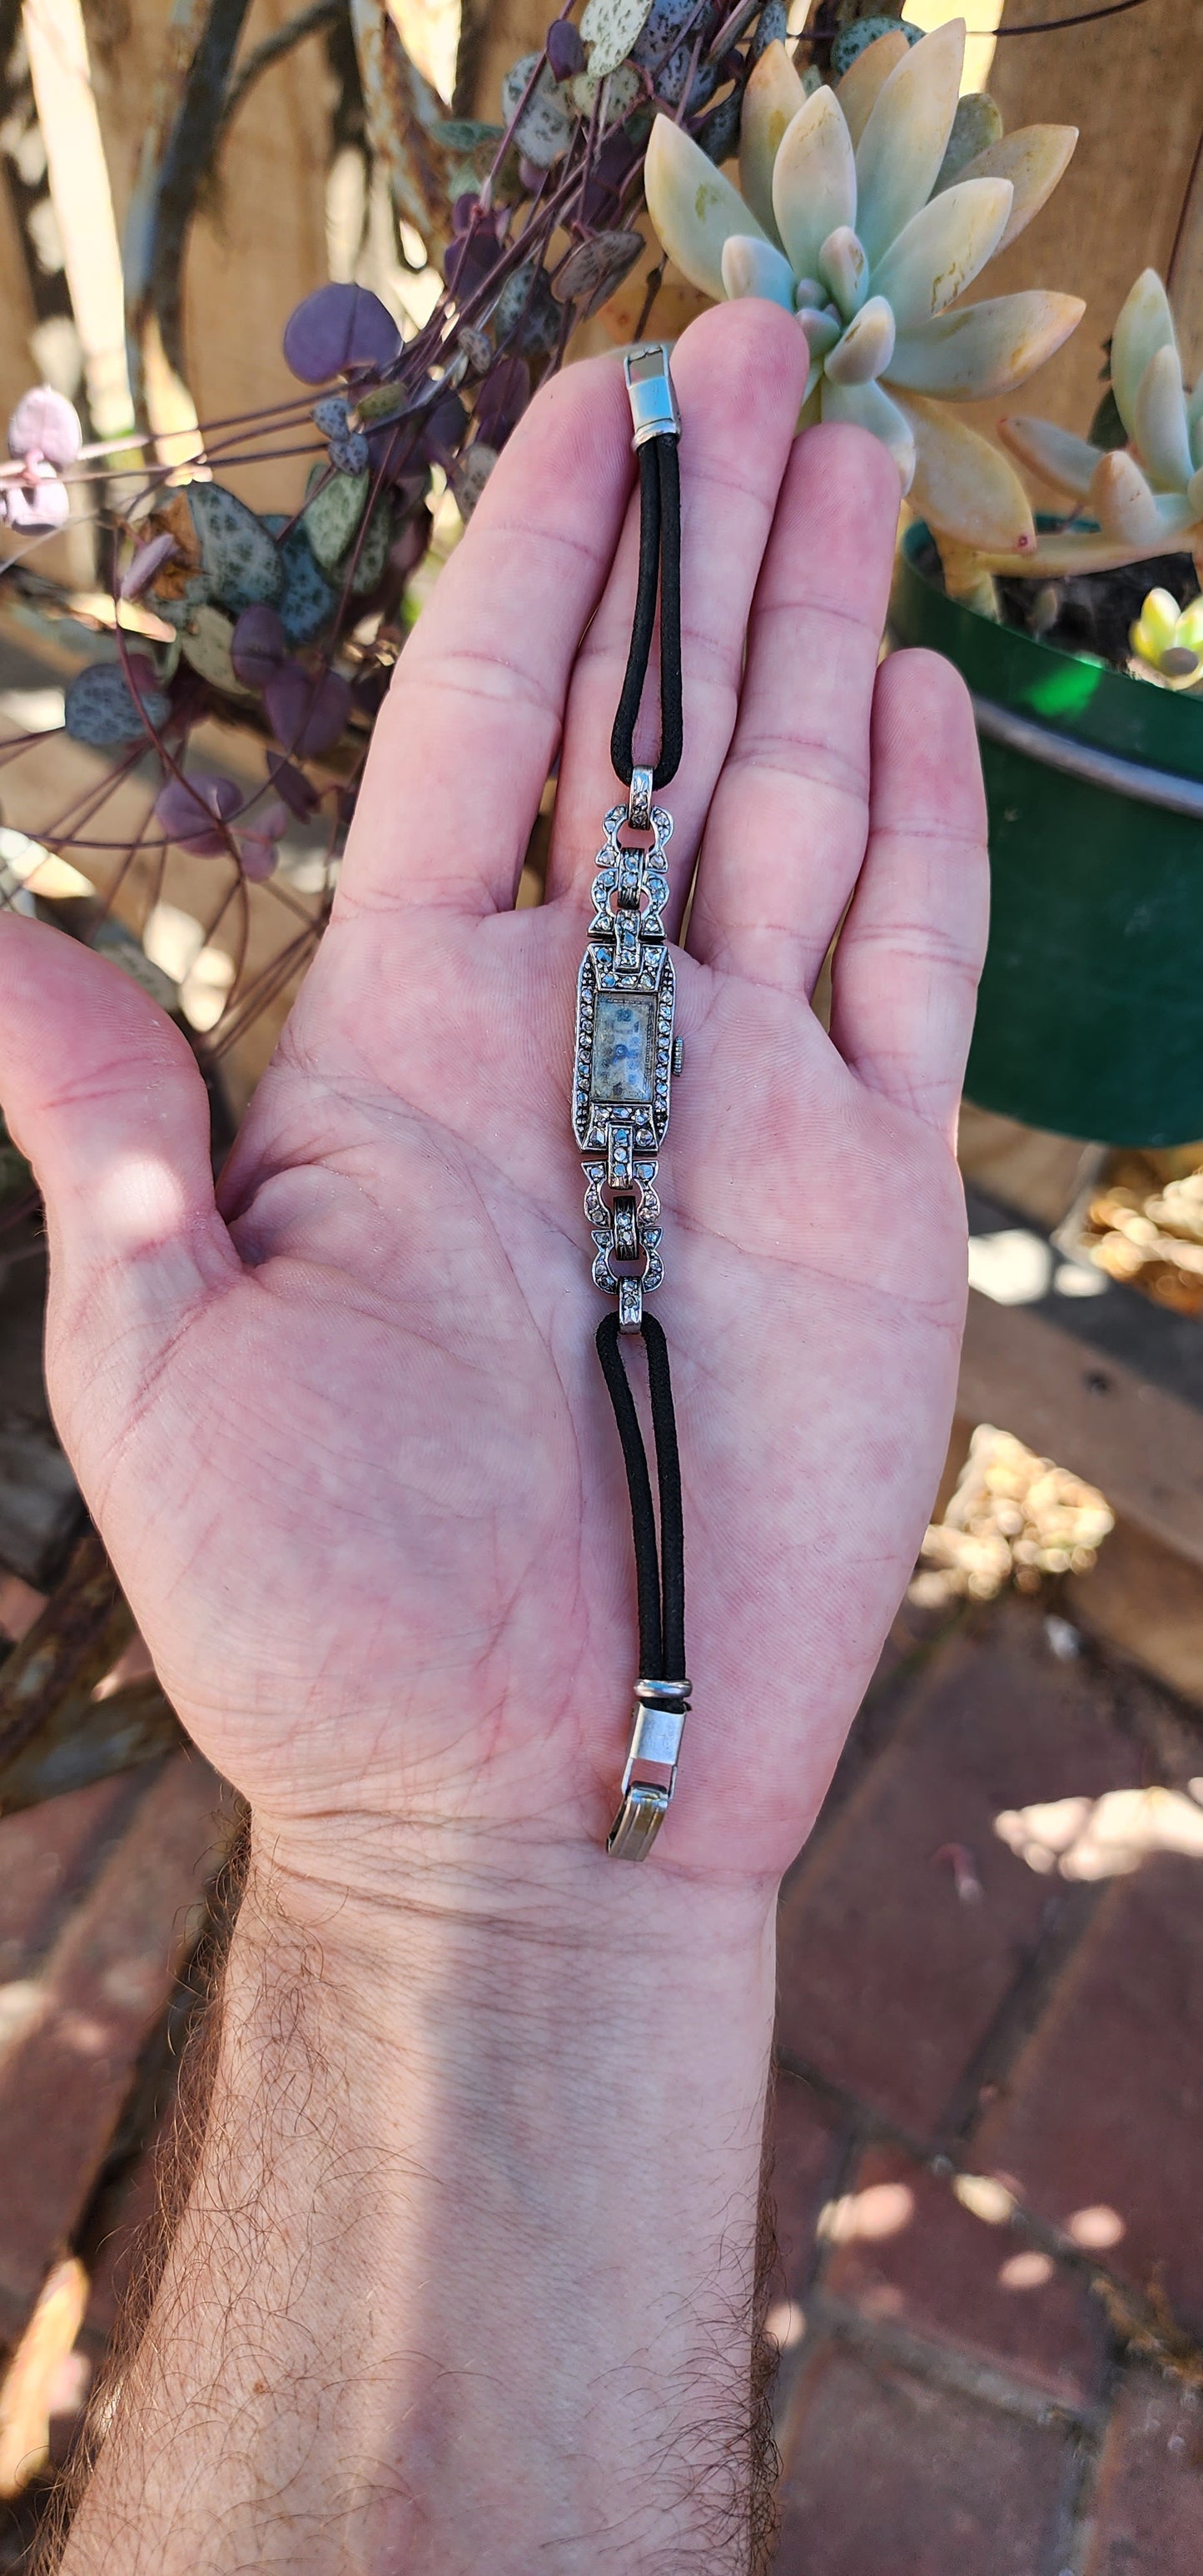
[891,268,1203,1147]
[644,12,1203,1147]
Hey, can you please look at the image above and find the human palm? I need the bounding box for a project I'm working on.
[0,302,986,1892]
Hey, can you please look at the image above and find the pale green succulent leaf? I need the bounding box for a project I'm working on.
[1111,269,1177,441]
[870,177,1013,328]
[900,390,1036,553]
[953,125,1077,254]
[975,497,1200,576]
[798,378,823,430]
[888,289,1083,400]
[1086,449,1162,545]
[932,92,1002,194]
[1156,494,1199,537]
[853,17,965,272]
[798,305,843,361]
[834,27,910,150]
[738,40,806,246]
[996,415,1099,499]
[818,224,868,320]
[824,293,896,385]
[1190,465,1203,519]
[720,231,798,308]
[771,87,857,291]
[820,375,916,490]
[1131,341,1194,492]
[1188,373,1203,468]
[644,112,767,299]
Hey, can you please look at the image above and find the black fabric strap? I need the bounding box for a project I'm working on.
[609,433,683,793]
[595,1311,686,1685]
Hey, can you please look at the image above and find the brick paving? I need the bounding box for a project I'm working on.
[1,1592,1202,2566]
[771,1595,1203,2570]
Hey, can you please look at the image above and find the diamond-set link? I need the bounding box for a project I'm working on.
[571,786,676,1335]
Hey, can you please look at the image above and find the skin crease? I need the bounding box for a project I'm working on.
[0,299,988,2570]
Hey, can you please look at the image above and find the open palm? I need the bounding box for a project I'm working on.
[0,301,986,1897]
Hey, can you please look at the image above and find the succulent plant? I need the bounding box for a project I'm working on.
[996,271,1203,584]
[644,18,1082,553]
[1129,587,1203,688]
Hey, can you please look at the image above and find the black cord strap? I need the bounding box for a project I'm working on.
[609,430,683,792]
[590,347,688,1861]
[595,1311,686,1684]
[596,1310,690,1861]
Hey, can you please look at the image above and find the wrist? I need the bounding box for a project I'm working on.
[67,1828,779,2575]
[244,1823,783,2101]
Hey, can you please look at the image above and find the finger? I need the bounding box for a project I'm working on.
[0,917,231,1431]
[543,299,811,929]
[336,351,634,922]
[687,420,901,992]
[828,646,989,1140]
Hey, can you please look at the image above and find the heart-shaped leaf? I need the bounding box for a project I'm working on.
[4,471,69,531]
[264,663,353,758]
[7,385,82,467]
[580,0,654,78]
[262,515,341,645]
[231,603,289,689]
[155,773,241,856]
[568,61,641,121]
[187,484,284,614]
[472,354,530,447]
[283,282,402,383]
[302,465,370,571]
[501,55,574,167]
[266,753,319,818]
[180,604,255,697]
[452,444,498,520]
[343,491,394,594]
[238,833,278,881]
[65,657,171,747]
[546,20,585,80]
[552,230,644,316]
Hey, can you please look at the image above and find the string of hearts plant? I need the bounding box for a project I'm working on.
[0,0,1093,1121]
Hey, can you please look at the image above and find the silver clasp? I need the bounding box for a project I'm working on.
[623,344,681,450]
[607,1677,691,1860]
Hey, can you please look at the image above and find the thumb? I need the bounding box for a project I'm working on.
[0,914,234,1420]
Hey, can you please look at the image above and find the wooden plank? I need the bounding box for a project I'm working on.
[962,0,1203,479]
[958,1286,1203,1573]
[1068,1516,1203,1713]
[87,0,335,513]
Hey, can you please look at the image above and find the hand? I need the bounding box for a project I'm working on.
[0,300,987,1904]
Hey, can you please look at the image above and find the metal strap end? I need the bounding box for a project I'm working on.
[624,343,681,449]
[606,1683,691,1861]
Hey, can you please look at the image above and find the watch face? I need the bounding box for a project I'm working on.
[592,993,656,1105]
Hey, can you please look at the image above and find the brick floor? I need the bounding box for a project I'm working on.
[0,1773,147,1983]
[775,2338,1074,2574]
[2,1590,1201,2574]
[1081,2370,1203,2574]
[776,1604,1146,2133]
[769,2071,848,2310]
[972,1854,1203,2330]
[821,2140,1106,2408]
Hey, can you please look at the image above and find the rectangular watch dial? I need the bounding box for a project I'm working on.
[592,993,656,1105]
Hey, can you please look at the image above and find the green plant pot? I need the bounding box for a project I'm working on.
[891,522,1203,1147]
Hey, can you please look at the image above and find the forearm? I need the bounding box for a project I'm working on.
[59,1836,780,2576]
